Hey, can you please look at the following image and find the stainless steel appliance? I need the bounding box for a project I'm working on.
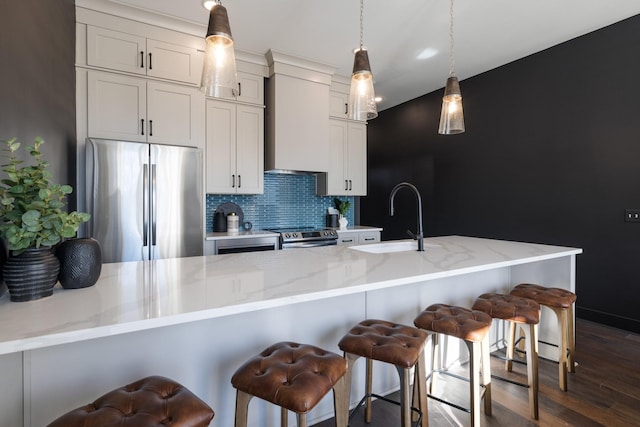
[86,138,203,263]
[265,227,338,249]
[213,235,279,254]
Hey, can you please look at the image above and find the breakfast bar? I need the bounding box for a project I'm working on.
[0,236,581,426]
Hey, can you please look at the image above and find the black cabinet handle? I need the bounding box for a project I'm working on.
[232,174,236,188]
[238,174,242,188]
[148,52,152,70]
[141,119,144,135]
[344,103,348,115]
[345,180,349,191]
[237,82,241,96]
[140,51,144,68]
[348,180,353,191]
[149,120,153,136]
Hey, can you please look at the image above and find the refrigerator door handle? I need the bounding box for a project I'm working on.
[143,164,149,247]
[151,164,157,246]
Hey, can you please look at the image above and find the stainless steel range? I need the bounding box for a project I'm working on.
[265,227,338,249]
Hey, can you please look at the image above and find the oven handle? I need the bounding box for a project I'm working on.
[283,240,337,249]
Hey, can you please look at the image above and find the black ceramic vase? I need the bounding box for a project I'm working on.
[3,247,60,302]
[55,237,102,289]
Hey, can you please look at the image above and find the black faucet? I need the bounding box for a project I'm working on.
[389,182,424,251]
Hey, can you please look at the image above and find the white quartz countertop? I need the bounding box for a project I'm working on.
[0,236,581,355]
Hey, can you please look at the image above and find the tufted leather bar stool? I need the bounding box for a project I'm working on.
[472,293,541,420]
[230,341,349,427]
[338,319,429,427]
[47,375,214,427]
[413,304,493,427]
[509,283,577,391]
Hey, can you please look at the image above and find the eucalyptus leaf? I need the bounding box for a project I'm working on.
[0,137,90,252]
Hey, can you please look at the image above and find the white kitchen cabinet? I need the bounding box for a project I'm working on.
[236,71,264,105]
[87,70,204,148]
[336,229,381,246]
[329,90,349,118]
[86,25,203,85]
[206,99,264,194]
[317,119,367,195]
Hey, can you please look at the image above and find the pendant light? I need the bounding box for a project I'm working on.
[348,0,378,121]
[438,0,465,134]
[200,0,238,99]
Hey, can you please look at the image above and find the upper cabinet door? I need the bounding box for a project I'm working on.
[329,91,349,118]
[86,26,203,86]
[346,122,367,195]
[147,81,205,147]
[146,39,203,85]
[235,104,264,194]
[87,71,146,142]
[236,71,264,105]
[87,26,146,75]
[326,120,348,195]
[205,100,237,194]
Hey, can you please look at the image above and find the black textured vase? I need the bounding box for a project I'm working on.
[55,238,102,289]
[3,248,60,302]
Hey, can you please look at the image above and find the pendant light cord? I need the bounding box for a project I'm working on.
[359,0,364,50]
[449,0,455,77]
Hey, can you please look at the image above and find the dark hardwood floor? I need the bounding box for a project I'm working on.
[312,319,640,426]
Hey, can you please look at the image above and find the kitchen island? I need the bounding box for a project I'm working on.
[0,236,581,426]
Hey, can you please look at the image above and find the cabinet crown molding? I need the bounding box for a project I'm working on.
[267,49,336,85]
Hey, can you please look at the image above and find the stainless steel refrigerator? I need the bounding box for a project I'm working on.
[86,138,203,263]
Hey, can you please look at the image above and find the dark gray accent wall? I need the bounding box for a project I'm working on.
[0,0,76,209]
[362,14,640,332]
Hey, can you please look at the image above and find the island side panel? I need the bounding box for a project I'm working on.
[24,293,365,427]
[0,352,23,426]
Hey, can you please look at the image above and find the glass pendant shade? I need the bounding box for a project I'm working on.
[200,3,238,98]
[348,49,378,121]
[438,76,465,134]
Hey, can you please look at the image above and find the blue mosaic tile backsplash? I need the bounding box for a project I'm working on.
[206,173,354,231]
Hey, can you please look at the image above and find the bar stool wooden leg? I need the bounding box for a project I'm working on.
[567,304,576,373]
[466,340,482,427]
[523,323,539,420]
[506,321,516,372]
[481,334,492,416]
[365,357,373,422]
[429,333,440,394]
[332,374,350,427]
[415,352,429,427]
[396,365,413,427]
[549,305,569,391]
[234,390,252,427]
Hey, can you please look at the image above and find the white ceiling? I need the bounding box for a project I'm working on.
[111,0,640,111]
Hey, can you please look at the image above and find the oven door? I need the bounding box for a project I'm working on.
[282,240,338,249]
[214,236,279,254]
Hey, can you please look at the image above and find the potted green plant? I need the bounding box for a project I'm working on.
[333,197,350,229]
[0,137,90,301]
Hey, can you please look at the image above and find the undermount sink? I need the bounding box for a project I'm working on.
[349,240,439,254]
